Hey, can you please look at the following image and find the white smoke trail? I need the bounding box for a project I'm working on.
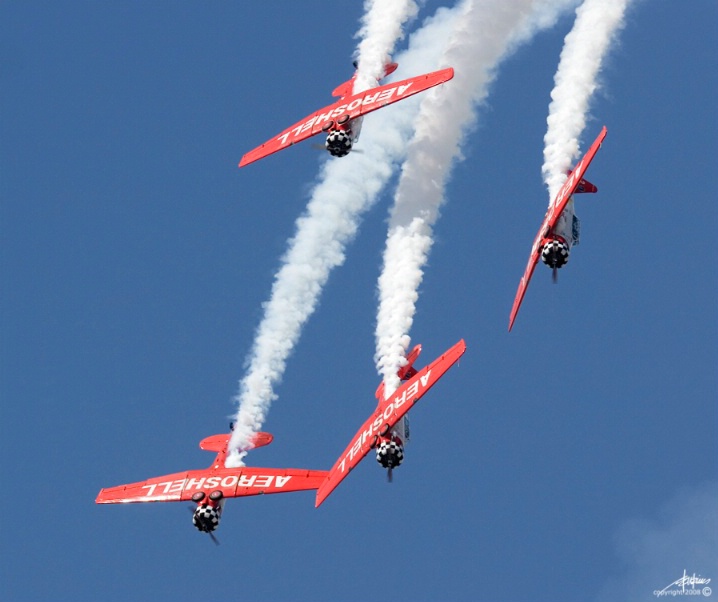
[375,0,579,396]
[542,0,629,202]
[353,0,419,93]
[226,4,459,467]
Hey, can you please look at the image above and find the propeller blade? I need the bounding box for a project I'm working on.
[387,448,394,483]
[310,143,363,154]
[552,266,558,284]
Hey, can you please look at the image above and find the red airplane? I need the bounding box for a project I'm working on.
[96,432,328,542]
[239,62,454,167]
[508,126,607,331]
[315,339,466,507]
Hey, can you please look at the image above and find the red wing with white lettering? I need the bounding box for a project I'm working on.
[96,467,329,504]
[315,339,466,507]
[239,67,454,167]
[508,126,607,331]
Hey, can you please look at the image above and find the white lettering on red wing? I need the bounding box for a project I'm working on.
[167,480,186,495]
[362,92,381,106]
[376,88,395,104]
[158,481,175,495]
[272,80,422,148]
[331,104,348,118]
[361,424,373,446]
[349,437,362,461]
[300,117,316,133]
[383,404,395,421]
[141,483,158,496]
[186,477,206,490]
[314,111,333,126]
[346,98,362,113]
[396,83,413,96]
[238,475,256,487]
[253,475,273,488]
[221,475,238,488]
[139,474,296,497]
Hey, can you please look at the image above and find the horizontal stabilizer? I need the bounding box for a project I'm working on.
[375,344,422,401]
[332,62,400,98]
[199,432,273,453]
[567,170,598,193]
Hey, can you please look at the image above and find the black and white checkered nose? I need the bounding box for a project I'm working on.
[325,130,353,157]
[192,504,221,532]
[376,439,404,469]
[541,239,570,268]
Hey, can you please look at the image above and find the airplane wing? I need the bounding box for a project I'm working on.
[315,339,466,507]
[508,243,542,333]
[239,67,454,167]
[96,467,329,504]
[508,126,607,331]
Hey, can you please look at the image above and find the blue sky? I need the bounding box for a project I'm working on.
[1,2,716,601]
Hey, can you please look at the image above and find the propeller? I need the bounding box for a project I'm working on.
[310,143,363,153]
[387,448,395,483]
[552,266,558,284]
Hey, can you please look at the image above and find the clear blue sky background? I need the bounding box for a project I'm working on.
[1,2,716,601]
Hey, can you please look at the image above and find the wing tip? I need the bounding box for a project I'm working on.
[314,485,330,508]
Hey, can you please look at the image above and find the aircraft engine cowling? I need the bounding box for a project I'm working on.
[376,438,404,469]
[540,238,570,269]
[192,503,221,533]
[325,129,353,157]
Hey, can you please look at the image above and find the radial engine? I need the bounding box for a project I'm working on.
[191,490,223,533]
[375,434,404,470]
[325,129,353,157]
[540,237,570,269]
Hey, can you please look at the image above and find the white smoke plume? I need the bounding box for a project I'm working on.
[542,0,629,201]
[353,0,419,93]
[226,4,460,467]
[375,0,579,396]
